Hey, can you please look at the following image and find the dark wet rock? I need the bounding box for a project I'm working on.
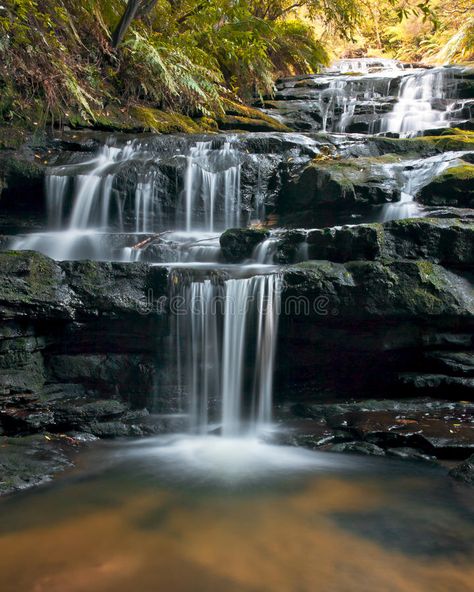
[380,218,474,268]
[278,156,400,225]
[87,421,143,438]
[326,441,386,456]
[51,398,127,425]
[270,419,350,449]
[274,230,308,264]
[279,399,473,461]
[0,251,72,321]
[0,154,46,212]
[398,373,474,398]
[60,260,168,319]
[306,224,382,262]
[425,350,474,376]
[0,251,168,322]
[0,251,169,442]
[386,447,437,462]
[417,162,474,207]
[220,228,269,262]
[283,259,474,320]
[0,435,75,496]
[278,258,474,402]
[449,454,474,485]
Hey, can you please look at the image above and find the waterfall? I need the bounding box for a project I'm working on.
[10,138,246,261]
[43,139,242,234]
[331,58,405,74]
[379,151,468,221]
[253,237,279,264]
[170,273,281,436]
[270,60,467,134]
[183,142,241,232]
[380,68,455,135]
[45,175,69,229]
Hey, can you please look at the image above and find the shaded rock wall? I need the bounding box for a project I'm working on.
[277,258,474,402]
[0,251,169,438]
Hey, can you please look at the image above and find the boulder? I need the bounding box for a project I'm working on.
[279,399,473,460]
[0,435,73,496]
[0,251,168,321]
[220,228,269,262]
[417,162,474,207]
[279,157,400,225]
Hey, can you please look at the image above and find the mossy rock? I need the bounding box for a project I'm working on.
[0,251,69,320]
[417,162,474,207]
[0,126,31,151]
[67,104,207,134]
[373,129,474,155]
[279,155,400,224]
[217,99,290,132]
[283,259,474,320]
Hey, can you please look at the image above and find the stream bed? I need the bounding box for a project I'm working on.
[1,436,473,592]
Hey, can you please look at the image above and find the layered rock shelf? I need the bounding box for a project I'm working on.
[1,58,474,495]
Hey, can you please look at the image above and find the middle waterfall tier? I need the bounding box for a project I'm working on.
[168,272,281,436]
[44,138,246,234]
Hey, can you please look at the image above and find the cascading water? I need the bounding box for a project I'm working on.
[331,58,405,74]
[4,57,472,444]
[378,151,469,221]
[169,272,281,436]
[10,138,245,261]
[380,68,456,134]
[268,59,468,134]
[183,142,241,232]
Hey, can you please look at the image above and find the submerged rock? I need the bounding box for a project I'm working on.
[0,435,74,496]
[449,454,474,485]
[325,441,386,456]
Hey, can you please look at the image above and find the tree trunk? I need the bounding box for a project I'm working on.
[111,0,158,48]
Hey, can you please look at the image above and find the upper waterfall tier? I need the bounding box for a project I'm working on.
[259,60,473,135]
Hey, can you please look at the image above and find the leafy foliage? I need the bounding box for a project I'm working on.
[332,0,474,63]
[0,0,340,127]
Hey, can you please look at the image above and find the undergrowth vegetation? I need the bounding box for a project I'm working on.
[1,0,470,131]
[334,0,474,63]
[0,0,339,128]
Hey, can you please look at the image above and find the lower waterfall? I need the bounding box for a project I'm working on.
[169,272,281,436]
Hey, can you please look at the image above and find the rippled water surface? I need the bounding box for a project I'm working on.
[1,436,473,592]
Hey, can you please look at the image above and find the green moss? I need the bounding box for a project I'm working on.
[437,163,474,181]
[0,251,60,307]
[415,260,449,292]
[376,130,474,154]
[219,99,290,132]
[130,107,202,134]
[65,104,207,134]
[0,126,31,150]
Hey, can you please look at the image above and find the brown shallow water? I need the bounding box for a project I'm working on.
[0,435,473,592]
